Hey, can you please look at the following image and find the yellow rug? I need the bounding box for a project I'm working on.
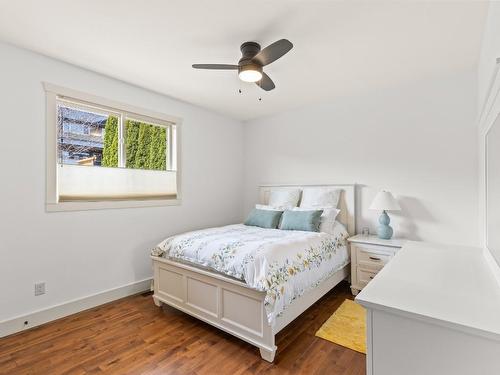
[315,299,366,354]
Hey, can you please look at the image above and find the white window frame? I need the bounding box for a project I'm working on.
[44,82,182,212]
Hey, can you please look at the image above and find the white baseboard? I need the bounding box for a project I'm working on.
[0,278,152,338]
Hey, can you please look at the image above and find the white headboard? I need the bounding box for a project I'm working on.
[258,184,357,236]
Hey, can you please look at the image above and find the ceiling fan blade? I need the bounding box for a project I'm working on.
[257,72,275,91]
[252,39,293,66]
[192,64,238,70]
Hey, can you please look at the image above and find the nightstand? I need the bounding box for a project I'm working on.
[348,234,405,295]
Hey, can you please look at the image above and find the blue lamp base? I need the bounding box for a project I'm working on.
[377,210,394,240]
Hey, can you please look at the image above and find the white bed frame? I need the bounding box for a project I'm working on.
[151,184,356,362]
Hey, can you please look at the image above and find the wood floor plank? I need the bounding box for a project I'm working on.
[0,282,365,374]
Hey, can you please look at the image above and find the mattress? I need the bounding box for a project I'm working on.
[155,223,350,324]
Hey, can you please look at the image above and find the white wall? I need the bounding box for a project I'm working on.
[0,42,244,322]
[478,2,500,111]
[486,118,500,266]
[477,2,500,265]
[244,69,478,246]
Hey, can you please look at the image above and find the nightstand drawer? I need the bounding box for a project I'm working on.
[357,267,378,287]
[356,246,393,270]
[353,244,394,270]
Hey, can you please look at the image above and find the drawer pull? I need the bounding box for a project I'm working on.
[369,276,374,279]
[369,256,381,261]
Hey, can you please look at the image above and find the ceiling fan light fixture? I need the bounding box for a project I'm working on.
[238,64,262,83]
[192,39,293,91]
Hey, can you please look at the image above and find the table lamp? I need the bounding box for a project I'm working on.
[369,190,401,239]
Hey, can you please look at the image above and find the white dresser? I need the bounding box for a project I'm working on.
[356,241,500,375]
[348,235,405,296]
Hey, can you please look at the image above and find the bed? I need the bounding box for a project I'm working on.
[151,184,356,362]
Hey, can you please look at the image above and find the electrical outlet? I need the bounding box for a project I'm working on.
[34,282,45,296]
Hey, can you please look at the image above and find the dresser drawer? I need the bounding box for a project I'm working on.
[357,267,378,287]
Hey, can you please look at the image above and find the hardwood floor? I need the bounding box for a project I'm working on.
[0,281,365,375]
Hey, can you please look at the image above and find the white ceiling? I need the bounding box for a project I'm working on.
[0,0,488,121]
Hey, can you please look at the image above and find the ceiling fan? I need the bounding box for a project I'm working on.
[192,39,293,91]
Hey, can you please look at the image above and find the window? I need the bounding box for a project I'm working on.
[45,83,181,211]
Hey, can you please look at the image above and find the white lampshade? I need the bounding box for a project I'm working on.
[369,191,401,211]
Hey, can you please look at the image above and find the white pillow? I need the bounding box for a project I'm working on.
[255,204,282,211]
[292,206,340,234]
[300,187,341,208]
[292,206,339,220]
[268,189,301,209]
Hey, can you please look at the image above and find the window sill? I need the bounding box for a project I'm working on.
[46,198,181,212]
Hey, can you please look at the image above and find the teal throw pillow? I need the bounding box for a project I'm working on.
[279,210,323,232]
[244,209,283,229]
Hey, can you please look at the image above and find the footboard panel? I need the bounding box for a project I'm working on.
[152,256,276,360]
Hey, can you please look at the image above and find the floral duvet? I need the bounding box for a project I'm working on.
[155,223,349,325]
